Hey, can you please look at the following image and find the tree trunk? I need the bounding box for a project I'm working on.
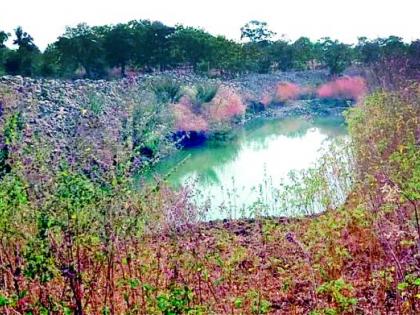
[121,63,126,77]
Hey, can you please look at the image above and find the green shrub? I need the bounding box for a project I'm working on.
[316,279,357,312]
[345,86,420,205]
[195,84,218,104]
[151,79,183,104]
[156,285,195,314]
[85,90,105,115]
[4,112,24,145]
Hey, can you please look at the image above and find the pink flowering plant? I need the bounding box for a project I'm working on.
[317,76,367,101]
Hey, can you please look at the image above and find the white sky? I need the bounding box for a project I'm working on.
[1,0,419,50]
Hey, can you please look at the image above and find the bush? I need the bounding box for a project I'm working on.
[275,82,304,102]
[195,83,218,104]
[0,87,21,177]
[151,78,183,103]
[345,86,419,198]
[317,76,367,101]
[171,84,246,132]
[172,96,209,132]
[260,93,274,107]
[206,86,246,122]
[316,279,357,312]
[190,83,219,113]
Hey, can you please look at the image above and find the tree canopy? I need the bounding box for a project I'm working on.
[0,20,417,79]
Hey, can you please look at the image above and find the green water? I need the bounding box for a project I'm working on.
[145,115,347,220]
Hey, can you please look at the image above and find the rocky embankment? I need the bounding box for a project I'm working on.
[0,70,330,120]
[1,70,343,174]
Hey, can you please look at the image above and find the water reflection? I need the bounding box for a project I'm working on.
[146,115,347,219]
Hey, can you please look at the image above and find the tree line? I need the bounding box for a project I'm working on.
[0,20,419,79]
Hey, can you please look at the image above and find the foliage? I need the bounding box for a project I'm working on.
[85,90,105,115]
[316,279,357,312]
[206,86,246,123]
[156,285,196,314]
[0,30,10,75]
[1,20,417,78]
[55,23,106,78]
[0,30,9,48]
[345,87,420,251]
[317,76,367,100]
[240,20,276,43]
[195,83,218,105]
[130,20,175,71]
[103,23,135,77]
[170,26,215,70]
[0,101,419,313]
[0,87,21,177]
[345,87,419,199]
[275,82,303,102]
[171,84,245,132]
[172,99,209,132]
[0,38,419,314]
[355,37,382,64]
[151,78,182,103]
[292,37,316,70]
[319,38,354,75]
[267,39,295,71]
[4,27,40,76]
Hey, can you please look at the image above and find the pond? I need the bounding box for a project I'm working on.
[145,115,347,221]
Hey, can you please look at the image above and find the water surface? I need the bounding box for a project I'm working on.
[147,115,347,220]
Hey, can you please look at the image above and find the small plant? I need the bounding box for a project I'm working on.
[151,79,183,104]
[310,307,339,315]
[156,285,195,314]
[86,91,105,115]
[0,295,10,307]
[3,112,24,145]
[0,112,24,177]
[195,83,218,104]
[245,290,272,314]
[316,279,357,312]
[397,273,420,303]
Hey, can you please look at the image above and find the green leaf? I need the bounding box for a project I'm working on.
[397,282,409,291]
[0,295,10,307]
[234,297,243,308]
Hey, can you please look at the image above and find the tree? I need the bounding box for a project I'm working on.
[0,30,9,48]
[38,44,62,77]
[130,20,175,71]
[0,30,10,75]
[171,26,217,70]
[4,27,40,76]
[320,38,354,75]
[210,36,247,74]
[12,27,37,52]
[239,22,277,73]
[408,39,420,73]
[103,23,135,77]
[291,37,315,70]
[380,36,407,58]
[268,40,294,71]
[355,37,381,64]
[240,20,276,43]
[55,23,106,78]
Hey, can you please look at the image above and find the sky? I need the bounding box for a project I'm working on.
[1,0,419,50]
